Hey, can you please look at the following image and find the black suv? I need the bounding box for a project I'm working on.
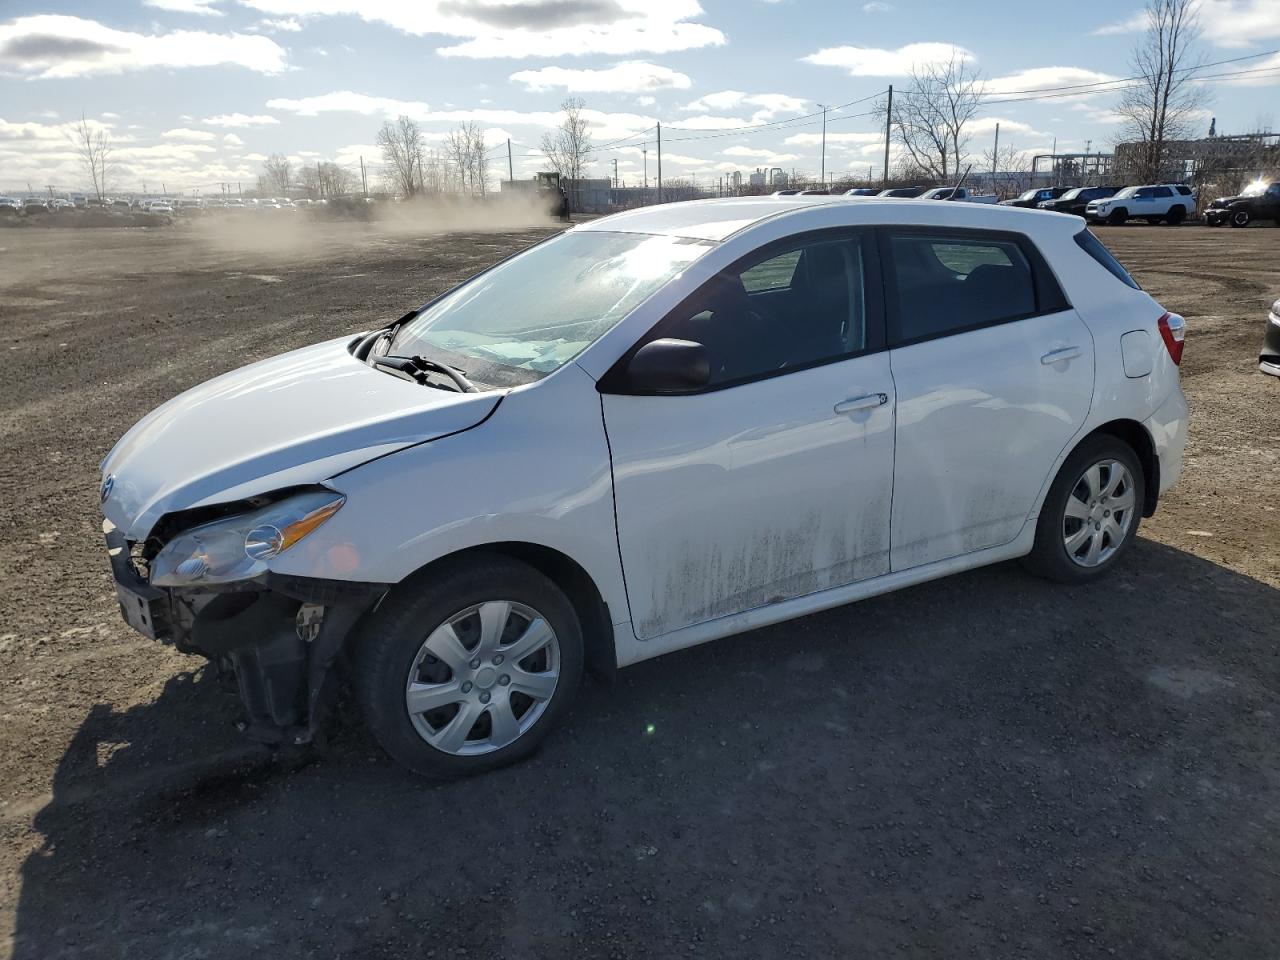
[1036,186,1119,216]
[1000,186,1070,208]
[1206,181,1280,227]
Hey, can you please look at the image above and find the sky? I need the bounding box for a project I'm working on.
[0,0,1277,195]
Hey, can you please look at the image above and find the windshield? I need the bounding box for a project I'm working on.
[1017,189,1040,201]
[1114,187,1139,199]
[1059,188,1083,200]
[391,230,712,380]
[1241,180,1268,197]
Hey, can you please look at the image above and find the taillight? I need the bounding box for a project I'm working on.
[1158,312,1185,365]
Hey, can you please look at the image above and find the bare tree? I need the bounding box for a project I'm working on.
[304,161,355,198]
[69,113,113,202]
[444,122,489,196]
[1115,0,1207,182]
[378,115,425,198]
[890,54,985,181]
[541,97,593,207]
[979,142,1027,197]
[262,153,292,195]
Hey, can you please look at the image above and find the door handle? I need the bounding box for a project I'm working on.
[1041,346,1082,365]
[834,393,888,414]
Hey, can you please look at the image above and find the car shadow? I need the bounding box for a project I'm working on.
[11,539,1280,959]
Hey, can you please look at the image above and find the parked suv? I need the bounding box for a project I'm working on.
[99,198,1188,778]
[1087,184,1194,225]
[1001,186,1070,208]
[1205,180,1280,227]
[1038,186,1119,217]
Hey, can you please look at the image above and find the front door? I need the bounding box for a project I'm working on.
[601,230,896,639]
[881,227,1094,570]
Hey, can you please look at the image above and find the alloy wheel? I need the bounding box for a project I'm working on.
[404,600,560,756]
[1062,459,1136,568]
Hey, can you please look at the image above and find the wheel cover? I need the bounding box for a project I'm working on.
[1062,459,1136,568]
[1232,211,1249,226]
[404,600,560,756]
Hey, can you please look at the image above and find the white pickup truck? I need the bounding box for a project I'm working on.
[919,186,999,203]
[1086,184,1195,225]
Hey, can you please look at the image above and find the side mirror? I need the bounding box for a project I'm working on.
[625,338,710,394]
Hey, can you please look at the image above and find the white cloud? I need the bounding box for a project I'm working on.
[510,60,691,93]
[0,15,287,78]
[1094,0,1280,46]
[202,113,281,127]
[238,0,725,58]
[100,111,120,120]
[862,1,893,11]
[222,133,244,145]
[265,90,660,141]
[256,17,303,31]
[986,66,1120,98]
[803,41,972,77]
[784,131,881,146]
[162,127,218,141]
[143,0,223,14]
[241,152,268,162]
[636,95,656,106]
[722,145,801,163]
[968,117,1046,138]
[683,90,807,120]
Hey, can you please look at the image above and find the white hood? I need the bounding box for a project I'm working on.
[101,336,502,539]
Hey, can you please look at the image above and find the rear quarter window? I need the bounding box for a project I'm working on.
[1074,229,1141,290]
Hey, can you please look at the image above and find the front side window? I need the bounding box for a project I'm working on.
[659,233,873,386]
[886,232,1037,343]
[392,230,711,382]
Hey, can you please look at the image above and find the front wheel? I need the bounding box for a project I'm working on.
[1023,436,1145,584]
[1107,208,1128,226]
[1230,210,1250,228]
[355,554,583,778]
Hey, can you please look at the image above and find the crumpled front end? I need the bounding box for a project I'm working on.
[105,507,387,745]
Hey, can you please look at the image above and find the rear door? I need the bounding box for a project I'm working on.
[882,227,1094,570]
[601,229,896,639]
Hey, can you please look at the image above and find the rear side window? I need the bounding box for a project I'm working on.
[1074,229,1141,290]
[1154,187,1173,198]
[885,233,1038,343]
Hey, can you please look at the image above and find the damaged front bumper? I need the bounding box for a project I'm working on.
[106,520,387,745]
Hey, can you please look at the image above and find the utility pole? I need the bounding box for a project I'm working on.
[643,146,648,190]
[360,156,367,198]
[990,122,1000,185]
[507,139,513,184]
[613,158,618,188]
[656,122,662,204]
[882,85,893,187]
[1050,136,1057,185]
[819,104,828,185]
[237,182,242,198]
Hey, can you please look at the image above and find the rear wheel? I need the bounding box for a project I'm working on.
[355,554,583,778]
[1024,435,1145,584]
[1107,208,1128,226]
[1166,205,1186,225]
[1230,209,1250,228]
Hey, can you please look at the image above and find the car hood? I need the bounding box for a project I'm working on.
[1209,194,1246,208]
[101,336,503,540]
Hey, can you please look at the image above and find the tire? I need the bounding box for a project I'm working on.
[1166,205,1185,225]
[355,553,583,778]
[1023,435,1145,584]
[1107,208,1128,226]
[1230,210,1250,228]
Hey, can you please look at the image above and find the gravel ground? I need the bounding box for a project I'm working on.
[0,218,1277,959]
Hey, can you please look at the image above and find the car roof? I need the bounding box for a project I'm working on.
[577,195,1082,243]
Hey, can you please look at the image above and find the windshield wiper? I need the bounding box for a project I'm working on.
[372,354,479,393]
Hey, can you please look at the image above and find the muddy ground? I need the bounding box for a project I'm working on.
[0,218,1277,959]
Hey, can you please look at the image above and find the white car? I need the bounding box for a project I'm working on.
[1086,184,1196,225]
[918,186,999,203]
[99,197,1189,777]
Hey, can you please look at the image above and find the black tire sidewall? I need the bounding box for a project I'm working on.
[1027,437,1145,584]
[354,554,584,778]
[1108,209,1128,225]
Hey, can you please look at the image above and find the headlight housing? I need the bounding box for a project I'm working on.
[150,489,345,587]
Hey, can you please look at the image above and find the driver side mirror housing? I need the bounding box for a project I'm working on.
[621,338,710,394]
